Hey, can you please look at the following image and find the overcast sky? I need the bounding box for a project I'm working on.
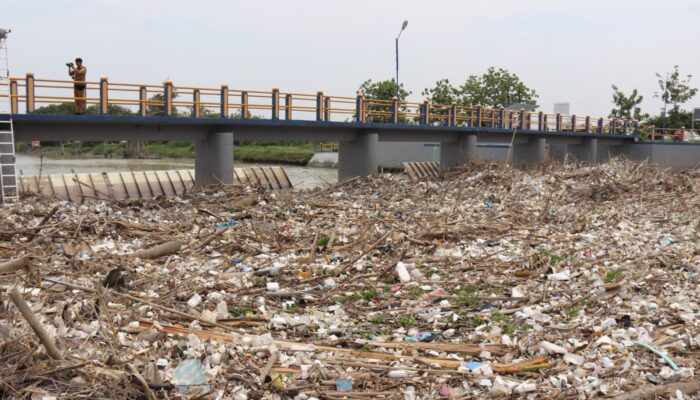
[6,0,699,117]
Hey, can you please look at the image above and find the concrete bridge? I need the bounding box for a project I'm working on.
[2,74,637,185]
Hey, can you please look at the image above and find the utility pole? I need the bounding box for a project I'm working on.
[395,20,408,100]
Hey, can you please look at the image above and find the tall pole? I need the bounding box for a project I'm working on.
[395,37,399,99]
[395,20,407,100]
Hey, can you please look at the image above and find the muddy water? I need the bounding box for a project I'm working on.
[15,155,338,189]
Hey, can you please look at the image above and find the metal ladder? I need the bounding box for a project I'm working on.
[0,29,18,203]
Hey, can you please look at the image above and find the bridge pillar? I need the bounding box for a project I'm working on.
[567,138,598,163]
[440,134,477,168]
[195,132,234,185]
[549,143,568,161]
[510,137,547,167]
[338,132,378,179]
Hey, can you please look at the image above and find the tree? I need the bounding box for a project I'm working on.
[357,79,411,122]
[422,79,460,105]
[609,85,648,121]
[655,65,698,127]
[147,91,179,116]
[458,67,538,108]
[358,78,410,101]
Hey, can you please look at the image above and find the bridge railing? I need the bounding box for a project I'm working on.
[0,74,636,135]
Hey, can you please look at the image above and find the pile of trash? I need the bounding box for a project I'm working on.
[2,159,700,399]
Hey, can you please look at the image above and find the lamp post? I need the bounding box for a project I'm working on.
[395,20,408,99]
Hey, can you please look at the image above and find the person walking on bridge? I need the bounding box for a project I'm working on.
[67,58,87,115]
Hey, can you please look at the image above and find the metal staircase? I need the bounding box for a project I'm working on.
[0,28,18,203]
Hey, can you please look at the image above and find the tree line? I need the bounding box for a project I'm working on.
[359,66,697,131]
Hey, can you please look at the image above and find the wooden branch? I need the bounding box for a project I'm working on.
[131,241,181,259]
[0,255,31,275]
[8,289,62,360]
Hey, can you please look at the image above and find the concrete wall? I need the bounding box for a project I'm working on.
[377,142,440,168]
[374,142,513,167]
[628,143,700,168]
[474,144,510,162]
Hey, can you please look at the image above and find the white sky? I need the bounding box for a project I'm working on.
[6,0,700,117]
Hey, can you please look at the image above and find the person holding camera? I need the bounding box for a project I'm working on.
[67,58,87,115]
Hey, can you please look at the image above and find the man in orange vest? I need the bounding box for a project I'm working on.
[67,58,87,115]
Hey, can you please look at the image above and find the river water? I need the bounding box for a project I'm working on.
[15,154,338,189]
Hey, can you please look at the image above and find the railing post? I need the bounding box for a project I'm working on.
[193,89,201,118]
[9,78,18,114]
[271,88,280,120]
[163,80,173,117]
[324,97,331,121]
[25,72,35,113]
[585,116,591,133]
[423,100,430,125]
[285,94,293,120]
[499,108,505,129]
[623,120,628,134]
[518,109,524,130]
[99,77,109,115]
[316,91,323,121]
[610,119,617,135]
[570,115,576,132]
[450,103,457,127]
[241,91,249,119]
[537,111,543,131]
[220,84,229,118]
[475,105,482,128]
[139,86,147,116]
[555,113,561,132]
[391,97,399,124]
[355,92,364,123]
[597,118,603,134]
[632,121,638,135]
[542,114,548,131]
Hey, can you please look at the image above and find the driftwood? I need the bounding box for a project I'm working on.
[612,380,700,399]
[0,255,31,275]
[131,241,181,259]
[8,289,62,360]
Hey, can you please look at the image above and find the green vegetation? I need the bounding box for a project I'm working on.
[408,288,423,299]
[357,288,379,301]
[605,270,621,283]
[396,315,416,328]
[422,67,538,108]
[564,306,580,319]
[370,315,385,324]
[19,140,315,165]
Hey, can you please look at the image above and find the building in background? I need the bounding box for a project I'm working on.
[553,102,570,115]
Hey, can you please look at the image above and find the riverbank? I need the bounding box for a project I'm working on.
[17,141,316,165]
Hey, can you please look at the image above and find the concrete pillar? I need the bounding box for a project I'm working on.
[195,132,234,185]
[511,137,546,167]
[440,134,477,168]
[568,138,598,163]
[338,132,378,179]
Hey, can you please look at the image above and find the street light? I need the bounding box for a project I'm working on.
[395,20,408,99]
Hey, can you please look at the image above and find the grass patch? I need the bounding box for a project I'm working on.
[396,315,416,328]
[20,140,316,164]
[408,288,423,299]
[503,325,517,334]
[357,288,379,301]
[370,315,385,324]
[564,306,580,319]
[605,270,621,283]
